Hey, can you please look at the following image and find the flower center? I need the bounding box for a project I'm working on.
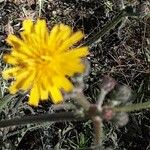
[41,55,52,62]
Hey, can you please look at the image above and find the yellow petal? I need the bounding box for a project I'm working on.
[65,62,85,75]
[62,46,89,58]
[34,19,49,43]
[48,86,63,104]
[8,70,31,94]
[6,34,23,48]
[7,35,33,57]
[21,19,36,45]
[3,54,18,65]
[22,19,33,33]
[56,57,85,76]
[57,31,84,52]
[37,75,49,100]
[2,67,20,79]
[21,71,36,90]
[28,84,39,106]
[55,24,72,48]
[53,76,74,92]
[59,24,72,41]
[11,51,29,61]
[9,85,18,94]
[48,24,59,50]
[39,86,49,100]
[21,19,33,41]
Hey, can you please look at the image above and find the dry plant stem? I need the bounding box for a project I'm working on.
[75,92,91,111]
[85,6,138,48]
[113,101,150,112]
[85,7,127,47]
[38,0,44,17]
[0,112,86,128]
[92,116,103,148]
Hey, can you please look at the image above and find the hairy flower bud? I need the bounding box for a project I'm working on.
[101,76,116,93]
[115,112,129,127]
[111,85,132,104]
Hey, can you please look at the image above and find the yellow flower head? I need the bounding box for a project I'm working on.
[2,19,89,106]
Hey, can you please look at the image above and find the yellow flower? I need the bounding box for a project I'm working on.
[2,19,89,106]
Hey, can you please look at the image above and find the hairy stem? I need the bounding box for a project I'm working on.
[75,92,91,111]
[92,116,103,149]
[113,101,150,112]
[0,112,86,128]
[97,89,108,111]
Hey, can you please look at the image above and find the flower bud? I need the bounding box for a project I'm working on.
[111,85,132,104]
[101,76,116,93]
[115,112,129,127]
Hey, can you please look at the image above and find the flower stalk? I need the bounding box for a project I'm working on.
[0,101,149,129]
[92,116,103,148]
[0,111,86,128]
[113,101,150,112]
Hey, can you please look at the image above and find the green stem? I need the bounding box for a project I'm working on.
[85,8,126,47]
[85,6,138,47]
[0,112,86,128]
[113,101,150,112]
